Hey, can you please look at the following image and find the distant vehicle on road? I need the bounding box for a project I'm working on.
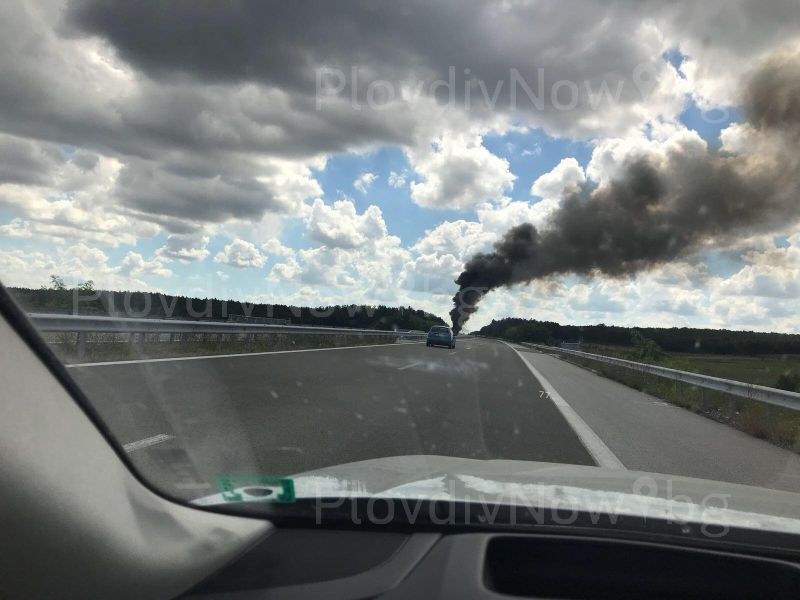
[427,325,455,348]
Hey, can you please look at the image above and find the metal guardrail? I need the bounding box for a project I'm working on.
[521,342,800,412]
[29,313,426,358]
[30,313,425,337]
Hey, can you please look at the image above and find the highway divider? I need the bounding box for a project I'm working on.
[29,313,426,362]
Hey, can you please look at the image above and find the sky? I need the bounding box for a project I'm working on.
[2,1,800,332]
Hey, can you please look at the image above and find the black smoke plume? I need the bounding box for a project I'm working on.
[451,49,800,333]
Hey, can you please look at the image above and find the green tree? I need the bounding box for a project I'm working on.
[49,275,66,291]
[631,329,665,362]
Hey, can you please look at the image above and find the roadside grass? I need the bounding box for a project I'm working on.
[46,331,403,364]
[559,345,800,453]
[583,343,800,387]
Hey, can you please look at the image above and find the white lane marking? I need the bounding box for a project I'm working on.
[123,433,174,453]
[398,361,423,371]
[502,341,625,470]
[67,341,424,368]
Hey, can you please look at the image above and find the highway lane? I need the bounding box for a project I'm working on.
[514,346,800,493]
[66,337,800,499]
[68,338,594,498]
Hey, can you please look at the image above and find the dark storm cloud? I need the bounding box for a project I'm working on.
[0,2,416,229]
[66,0,401,89]
[114,159,290,224]
[52,0,800,150]
[451,50,800,332]
[743,49,800,132]
[0,134,65,186]
[0,133,99,186]
[70,150,99,172]
[65,0,669,132]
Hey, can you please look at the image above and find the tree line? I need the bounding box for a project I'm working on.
[10,280,446,332]
[476,317,800,355]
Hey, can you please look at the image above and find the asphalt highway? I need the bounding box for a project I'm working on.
[67,337,800,498]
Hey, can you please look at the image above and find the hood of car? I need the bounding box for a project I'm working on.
[193,454,800,535]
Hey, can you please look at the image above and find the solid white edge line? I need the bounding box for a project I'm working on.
[501,341,625,470]
[67,340,424,368]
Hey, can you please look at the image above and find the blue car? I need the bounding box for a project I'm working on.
[426,325,455,349]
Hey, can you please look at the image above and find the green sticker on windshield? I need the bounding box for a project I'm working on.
[216,475,296,503]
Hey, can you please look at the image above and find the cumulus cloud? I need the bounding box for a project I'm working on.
[585,121,708,186]
[353,172,377,194]
[304,198,387,249]
[567,282,631,314]
[412,220,495,262]
[408,133,515,209]
[388,170,407,188]
[270,232,409,294]
[0,3,778,209]
[0,243,170,291]
[713,236,800,300]
[400,252,463,295]
[214,238,267,269]
[0,135,159,247]
[261,238,295,258]
[119,252,173,278]
[156,232,211,262]
[1,0,794,242]
[530,157,586,200]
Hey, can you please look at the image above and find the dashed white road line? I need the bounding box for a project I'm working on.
[398,361,423,370]
[67,341,424,368]
[501,341,625,470]
[123,433,174,453]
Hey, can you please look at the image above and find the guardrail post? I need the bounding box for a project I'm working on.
[76,332,86,359]
[216,333,223,352]
[129,332,144,353]
[767,404,776,439]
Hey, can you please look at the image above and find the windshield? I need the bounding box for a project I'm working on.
[3,0,800,542]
